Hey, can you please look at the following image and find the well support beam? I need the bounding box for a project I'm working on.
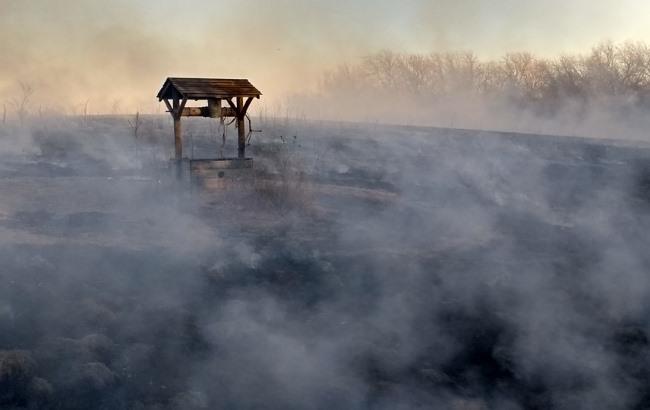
[173,98,182,160]
[242,97,254,116]
[237,96,246,158]
[163,99,173,114]
[174,118,182,160]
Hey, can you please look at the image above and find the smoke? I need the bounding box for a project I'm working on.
[3,0,650,115]
[3,2,650,408]
[289,42,650,141]
[0,0,367,112]
[1,111,650,409]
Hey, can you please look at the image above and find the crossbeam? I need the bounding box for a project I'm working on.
[178,106,237,117]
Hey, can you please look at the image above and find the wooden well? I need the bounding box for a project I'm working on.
[157,77,262,163]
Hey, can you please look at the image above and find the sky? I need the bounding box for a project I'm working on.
[1,0,649,113]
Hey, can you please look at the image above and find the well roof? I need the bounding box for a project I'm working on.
[157,77,261,100]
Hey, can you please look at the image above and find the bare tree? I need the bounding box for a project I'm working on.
[81,100,89,124]
[10,82,34,126]
[363,50,401,90]
[399,54,431,95]
[443,52,480,95]
[318,40,650,118]
[128,111,142,160]
[322,63,366,96]
[585,41,621,95]
[111,99,122,115]
[551,55,587,99]
[617,41,650,91]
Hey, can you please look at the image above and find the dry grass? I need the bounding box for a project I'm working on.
[0,350,36,383]
[253,138,313,211]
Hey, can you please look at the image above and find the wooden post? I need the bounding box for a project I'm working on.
[173,98,182,160]
[236,96,246,158]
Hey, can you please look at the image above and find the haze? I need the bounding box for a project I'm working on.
[1,0,649,113]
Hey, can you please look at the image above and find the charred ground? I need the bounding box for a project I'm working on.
[1,118,650,409]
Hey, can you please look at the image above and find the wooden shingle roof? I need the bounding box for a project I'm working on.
[157,77,261,101]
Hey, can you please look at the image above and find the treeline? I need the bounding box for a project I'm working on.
[320,41,650,114]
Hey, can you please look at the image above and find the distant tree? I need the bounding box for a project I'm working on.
[10,82,34,125]
[551,55,587,100]
[616,41,650,92]
[585,41,621,95]
[316,40,650,119]
[128,111,142,159]
[111,99,121,115]
[321,63,366,95]
[398,53,431,95]
[81,100,89,124]
[363,50,401,90]
[443,52,481,95]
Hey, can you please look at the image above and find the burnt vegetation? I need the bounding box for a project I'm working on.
[1,113,650,409]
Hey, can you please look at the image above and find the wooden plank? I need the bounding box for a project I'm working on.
[179,98,188,116]
[161,77,262,100]
[237,96,246,158]
[157,79,172,100]
[225,98,239,116]
[179,106,237,117]
[241,97,254,117]
[174,118,182,160]
[163,99,173,116]
[173,98,182,160]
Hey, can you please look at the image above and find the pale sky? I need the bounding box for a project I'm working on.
[1,0,649,112]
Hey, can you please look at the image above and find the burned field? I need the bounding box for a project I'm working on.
[2,118,650,409]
